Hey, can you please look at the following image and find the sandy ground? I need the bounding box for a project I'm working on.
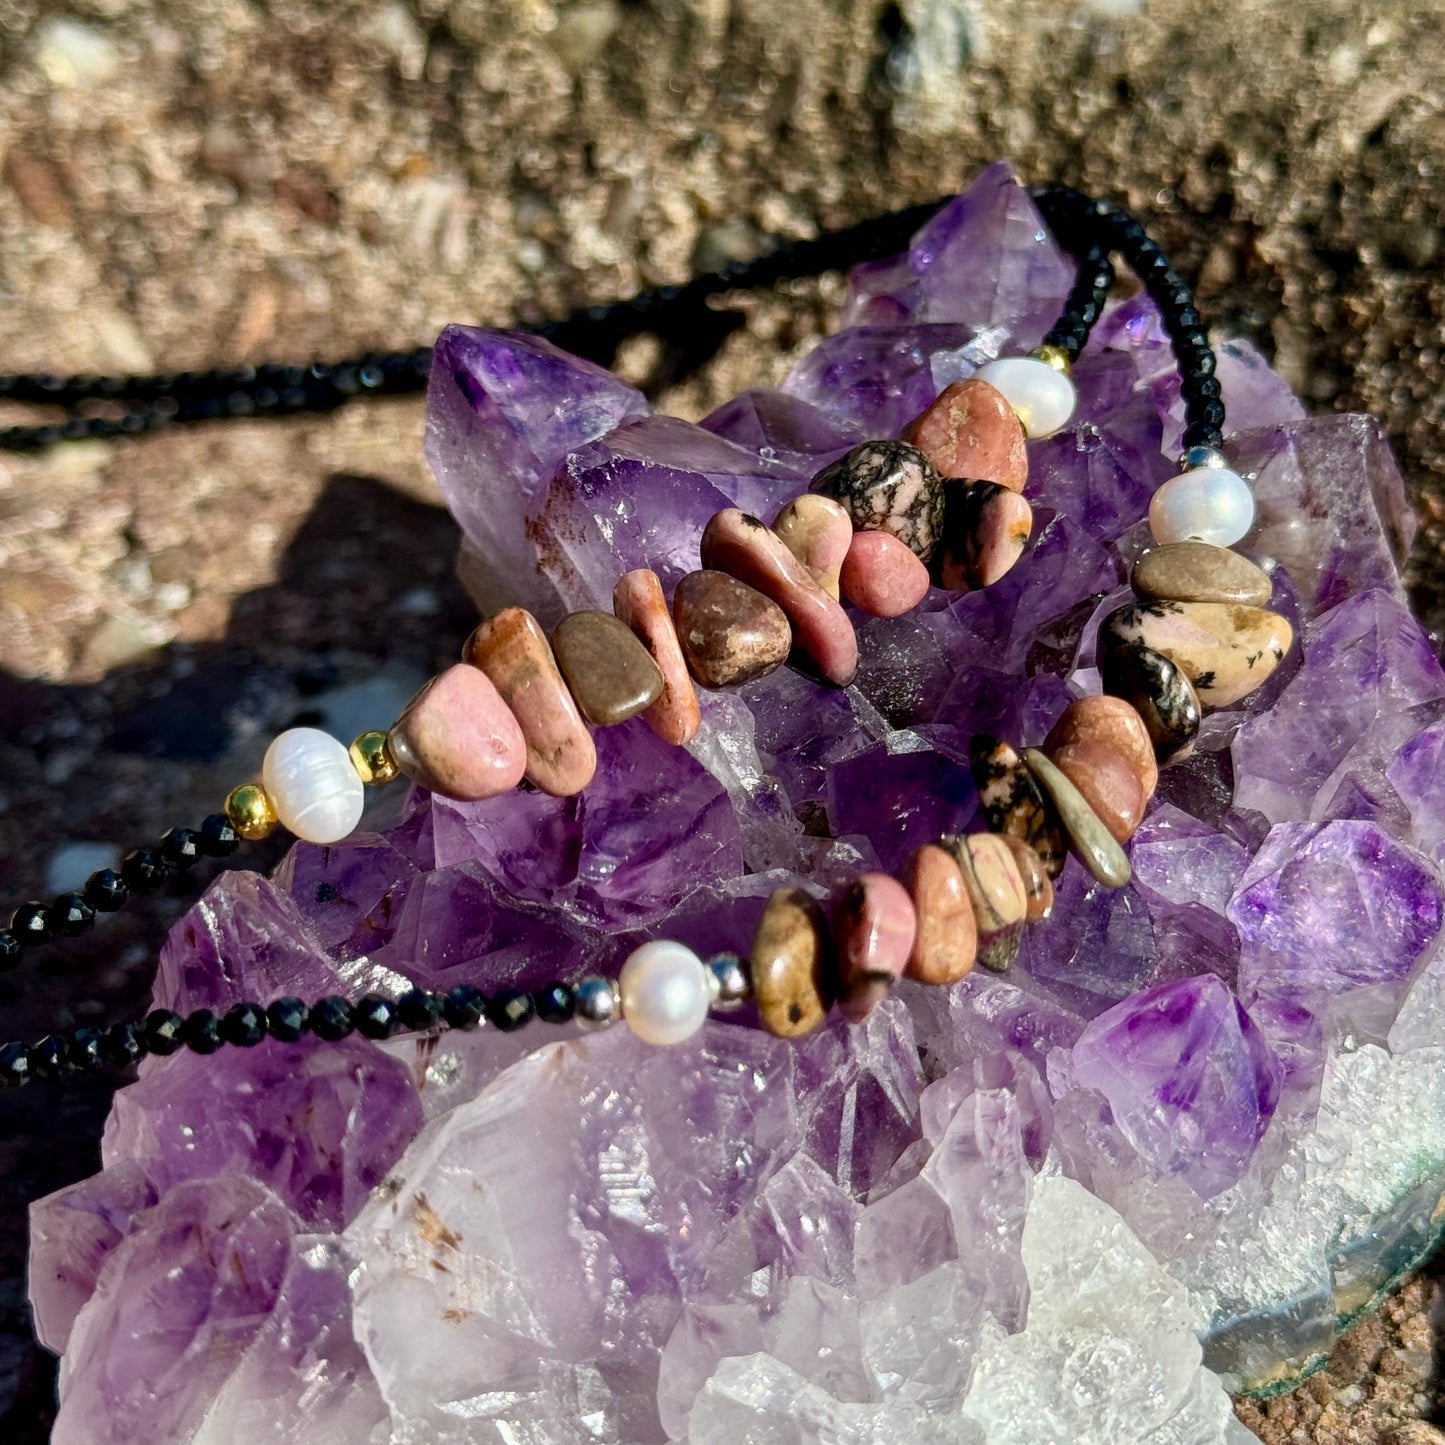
[0,1,1443,1438]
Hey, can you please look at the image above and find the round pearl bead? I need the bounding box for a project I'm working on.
[618,940,712,1046]
[261,728,366,845]
[1148,465,1256,547]
[973,357,1077,438]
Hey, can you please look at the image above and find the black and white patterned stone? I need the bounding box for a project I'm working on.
[1099,638,1202,764]
[809,440,945,564]
[968,733,1069,880]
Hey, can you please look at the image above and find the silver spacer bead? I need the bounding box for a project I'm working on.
[706,952,751,1011]
[574,975,621,1030]
[1177,444,1228,474]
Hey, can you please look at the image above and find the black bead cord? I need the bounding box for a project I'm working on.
[0,982,584,1087]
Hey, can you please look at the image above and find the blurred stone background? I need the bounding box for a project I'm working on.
[0,0,1442,1439]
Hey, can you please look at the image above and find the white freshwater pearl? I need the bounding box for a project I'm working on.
[973,356,1077,438]
[261,727,366,844]
[618,940,712,1046]
[1148,465,1256,547]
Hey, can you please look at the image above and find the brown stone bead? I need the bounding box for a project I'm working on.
[902,378,1029,491]
[550,609,664,727]
[998,835,1053,921]
[941,832,1028,972]
[904,843,978,985]
[967,734,1068,879]
[463,607,597,797]
[752,887,836,1038]
[1043,695,1159,801]
[1131,541,1273,607]
[613,568,702,746]
[672,569,792,689]
[1048,740,1148,844]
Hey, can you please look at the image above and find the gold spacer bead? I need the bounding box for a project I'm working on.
[350,729,400,787]
[224,782,279,841]
[1030,344,1072,376]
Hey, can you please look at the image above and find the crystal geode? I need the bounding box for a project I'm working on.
[31,163,1443,1445]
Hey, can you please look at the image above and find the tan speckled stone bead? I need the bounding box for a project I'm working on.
[1131,541,1273,607]
[771,493,853,599]
[673,569,792,688]
[904,842,978,985]
[464,607,597,797]
[942,832,1028,972]
[999,835,1053,921]
[752,886,836,1038]
[1022,748,1132,889]
[1043,695,1159,801]
[550,609,664,726]
[613,568,702,746]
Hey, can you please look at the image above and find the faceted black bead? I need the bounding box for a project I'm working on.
[68,1028,105,1072]
[0,931,21,973]
[159,826,204,870]
[11,901,55,947]
[121,846,171,894]
[0,1041,30,1087]
[198,813,241,857]
[354,995,400,1040]
[84,868,128,912]
[1188,375,1223,401]
[143,1008,185,1056]
[397,988,444,1032]
[1173,305,1202,332]
[267,997,309,1043]
[182,1009,223,1054]
[1192,397,1227,428]
[533,982,575,1024]
[29,1035,71,1080]
[442,985,485,1031]
[1181,420,1225,452]
[101,1021,146,1068]
[309,996,355,1041]
[220,1001,268,1048]
[51,892,95,937]
[487,988,535,1032]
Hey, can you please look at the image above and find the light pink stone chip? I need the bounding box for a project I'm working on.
[771,493,854,599]
[613,568,702,747]
[834,871,918,1024]
[838,530,932,617]
[389,664,528,802]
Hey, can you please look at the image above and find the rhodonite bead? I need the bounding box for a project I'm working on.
[968,734,1068,879]
[619,940,712,1046]
[550,610,665,726]
[751,886,836,1038]
[1131,541,1272,607]
[999,835,1053,921]
[771,494,854,599]
[613,568,702,746]
[904,843,977,984]
[700,508,858,686]
[464,607,598,796]
[1099,640,1201,763]
[388,664,528,801]
[1148,466,1255,547]
[1048,740,1149,844]
[838,530,931,617]
[973,356,1077,438]
[941,833,1028,972]
[261,728,366,845]
[1098,601,1293,710]
[672,570,791,688]
[1043,695,1159,801]
[833,872,917,1024]
[1022,748,1132,888]
[902,378,1028,491]
[809,440,945,564]
[935,481,1032,590]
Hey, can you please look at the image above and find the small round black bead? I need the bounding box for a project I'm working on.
[1181,420,1225,452]
[143,1008,185,1056]
[1173,305,1202,332]
[397,988,444,1032]
[267,997,309,1043]
[198,813,241,857]
[1192,397,1227,429]
[159,826,204,870]
[442,984,485,1031]
[0,931,21,973]
[220,1001,268,1048]
[11,901,55,947]
[51,892,95,937]
[486,988,535,1032]
[182,1009,223,1054]
[84,868,128,912]
[121,846,171,894]
[1188,375,1223,401]
[533,982,575,1024]
[0,1041,30,1087]
[67,1028,105,1072]
[354,995,400,1040]
[102,1021,146,1068]
[309,996,355,1041]
[29,1035,71,1080]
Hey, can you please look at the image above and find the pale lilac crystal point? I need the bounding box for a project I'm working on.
[699,386,865,473]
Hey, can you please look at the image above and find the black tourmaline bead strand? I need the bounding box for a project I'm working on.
[1039,243,1115,362]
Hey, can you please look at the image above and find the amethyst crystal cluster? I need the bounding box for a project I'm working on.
[31,165,1444,1444]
